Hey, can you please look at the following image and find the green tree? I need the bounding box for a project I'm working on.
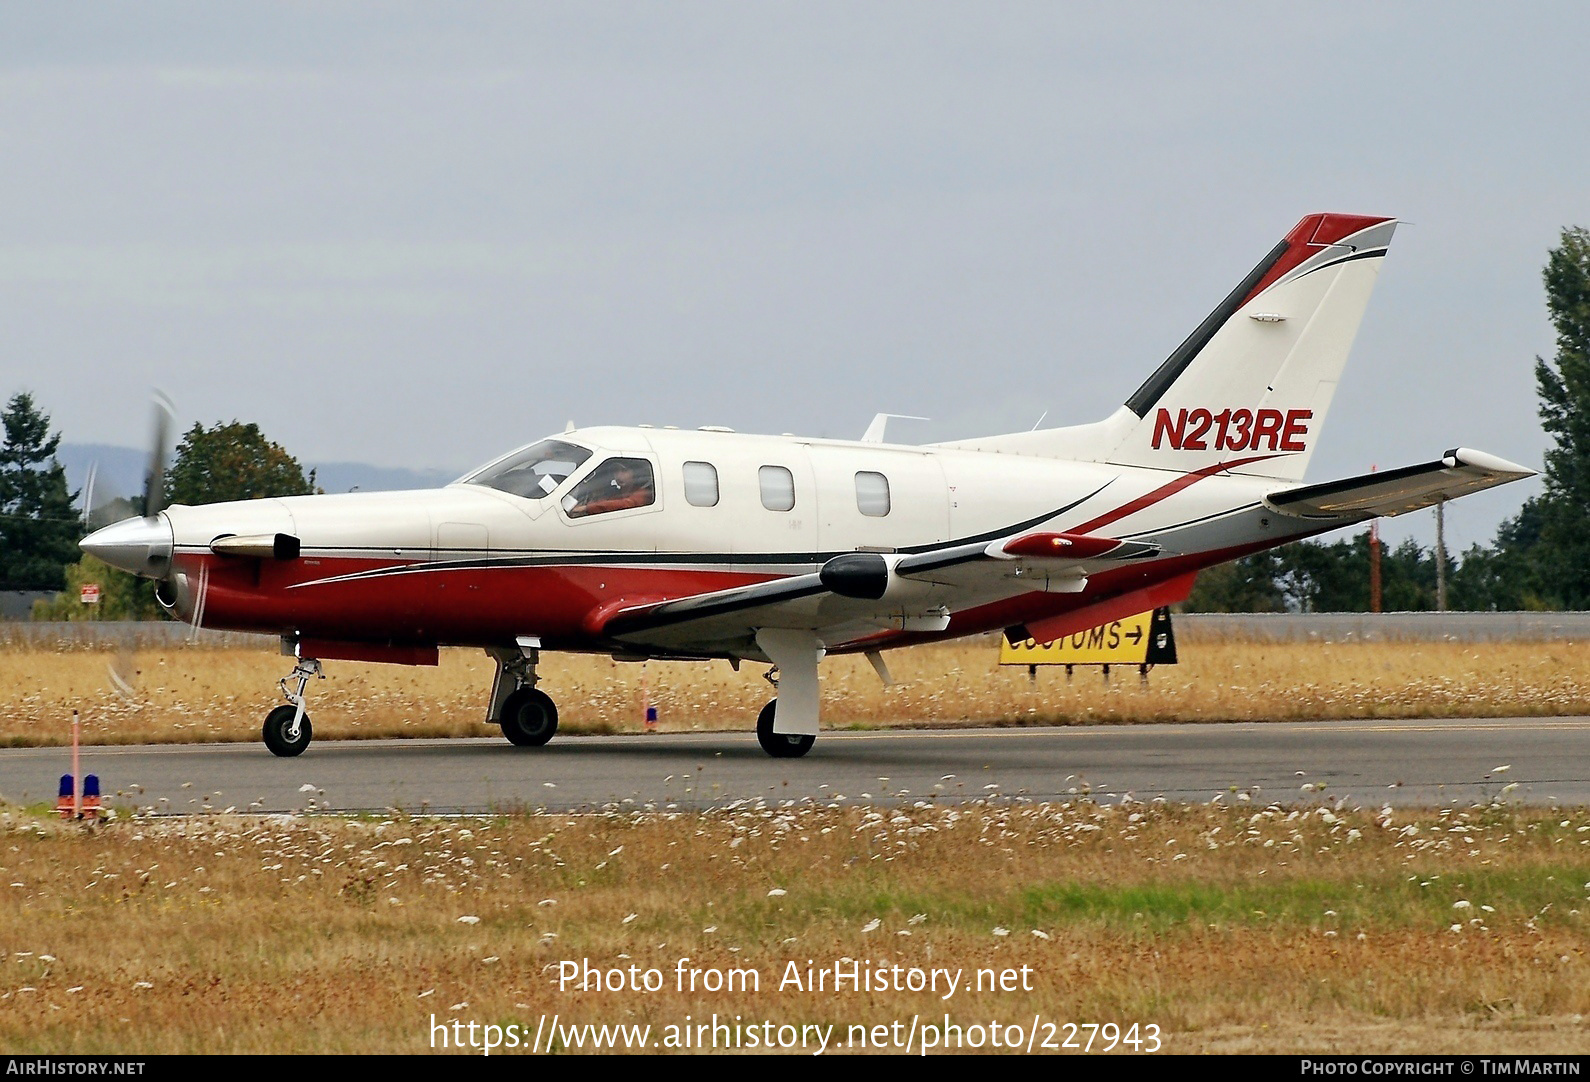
[1447,504,1549,611]
[31,554,165,620]
[1525,225,1590,607]
[1183,550,1286,612]
[0,392,81,590]
[165,421,316,506]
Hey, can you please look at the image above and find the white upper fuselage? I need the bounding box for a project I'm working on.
[166,424,1286,568]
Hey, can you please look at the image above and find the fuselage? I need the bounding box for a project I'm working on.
[139,424,1314,658]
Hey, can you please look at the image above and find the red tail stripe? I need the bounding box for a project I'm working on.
[1239,213,1394,308]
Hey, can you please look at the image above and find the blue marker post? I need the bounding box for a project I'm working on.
[83,774,102,820]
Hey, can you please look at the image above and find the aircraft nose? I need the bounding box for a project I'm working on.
[81,515,174,579]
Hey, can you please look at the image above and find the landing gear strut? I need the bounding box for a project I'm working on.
[487,638,559,748]
[264,657,322,757]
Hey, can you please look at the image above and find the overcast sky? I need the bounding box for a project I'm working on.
[2,2,1586,552]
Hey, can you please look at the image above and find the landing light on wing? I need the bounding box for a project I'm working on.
[993,532,1160,561]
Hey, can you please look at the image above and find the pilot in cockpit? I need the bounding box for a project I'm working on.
[565,459,655,517]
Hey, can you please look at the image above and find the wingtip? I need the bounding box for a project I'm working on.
[1445,447,1537,478]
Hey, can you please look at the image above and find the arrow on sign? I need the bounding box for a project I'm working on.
[1124,626,1143,645]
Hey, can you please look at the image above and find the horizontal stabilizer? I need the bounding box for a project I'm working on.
[1265,448,1535,520]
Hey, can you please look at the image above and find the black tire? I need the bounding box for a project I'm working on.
[501,688,559,747]
[263,704,313,757]
[756,699,814,759]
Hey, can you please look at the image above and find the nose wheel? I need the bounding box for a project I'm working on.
[263,704,313,757]
[264,658,321,757]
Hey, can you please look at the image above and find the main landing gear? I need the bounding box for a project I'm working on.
[264,657,322,757]
[487,638,559,748]
[752,629,824,759]
[756,699,814,758]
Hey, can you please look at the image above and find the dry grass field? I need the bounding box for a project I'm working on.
[2,798,1588,1054]
[1,636,1588,748]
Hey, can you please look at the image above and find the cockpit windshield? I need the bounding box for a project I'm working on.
[461,439,593,499]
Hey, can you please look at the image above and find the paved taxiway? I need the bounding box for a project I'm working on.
[1,718,1586,814]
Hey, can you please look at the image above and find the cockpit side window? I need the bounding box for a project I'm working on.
[562,457,656,519]
[462,439,593,499]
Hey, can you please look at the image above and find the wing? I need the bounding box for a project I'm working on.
[1265,448,1534,521]
[597,531,1159,658]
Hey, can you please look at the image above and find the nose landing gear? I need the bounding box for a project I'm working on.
[264,657,322,757]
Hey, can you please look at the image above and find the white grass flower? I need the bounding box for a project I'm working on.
[538,899,556,907]
[622,913,637,924]
[1032,929,1051,940]
[861,919,881,933]
[418,990,434,998]
[132,981,153,990]
[993,926,1010,937]
[1453,900,1472,909]
[450,1002,469,1011]
[482,957,499,964]
[457,915,481,925]
[767,888,787,897]
[908,914,927,925]
[702,926,717,934]
[1492,765,1511,774]
[298,784,316,793]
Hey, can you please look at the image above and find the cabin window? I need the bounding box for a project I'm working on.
[462,439,592,499]
[855,471,891,517]
[759,465,795,512]
[683,461,719,507]
[562,458,656,518]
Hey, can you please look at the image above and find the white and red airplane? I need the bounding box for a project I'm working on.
[82,212,1533,759]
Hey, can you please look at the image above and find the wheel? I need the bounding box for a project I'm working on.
[756,699,814,759]
[263,704,313,757]
[500,688,559,747]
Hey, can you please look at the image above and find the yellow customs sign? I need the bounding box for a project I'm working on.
[999,607,1178,667]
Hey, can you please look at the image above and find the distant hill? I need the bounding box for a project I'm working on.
[54,443,463,512]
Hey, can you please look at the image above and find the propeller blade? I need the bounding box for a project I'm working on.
[143,390,174,517]
[81,461,97,529]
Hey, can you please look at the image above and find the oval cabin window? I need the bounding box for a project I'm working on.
[683,461,719,507]
[759,465,795,512]
[855,471,891,517]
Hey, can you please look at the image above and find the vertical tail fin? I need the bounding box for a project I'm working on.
[940,213,1397,481]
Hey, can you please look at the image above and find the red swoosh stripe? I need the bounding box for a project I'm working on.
[1070,454,1280,535]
